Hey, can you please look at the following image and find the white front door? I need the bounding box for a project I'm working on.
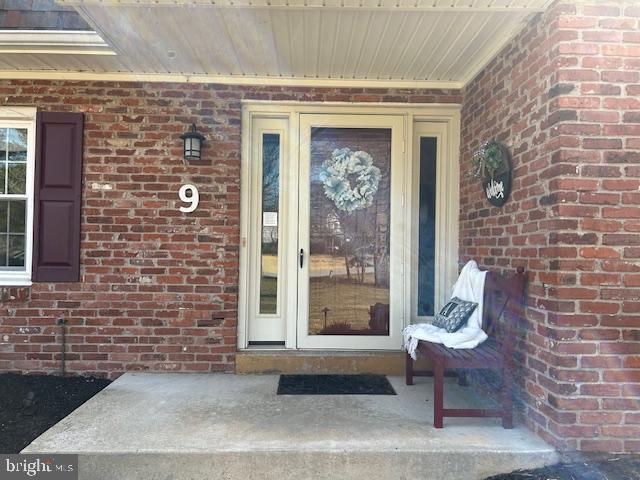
[240,103,459,351]
[296,114,406,349]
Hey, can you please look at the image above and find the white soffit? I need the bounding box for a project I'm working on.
[0,0,554,88]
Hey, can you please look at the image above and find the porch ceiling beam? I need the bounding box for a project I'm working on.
[59,0,553,13]
[0,30,115,56]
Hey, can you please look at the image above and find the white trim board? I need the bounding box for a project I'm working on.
[0,107,37,121]
[0,31,115,56]
[60,0,552,12]
[0,70,464,90]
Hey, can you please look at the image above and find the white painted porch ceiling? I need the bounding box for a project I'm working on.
[1,0,554,87]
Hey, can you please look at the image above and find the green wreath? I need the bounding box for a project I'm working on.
[472,141,505,179]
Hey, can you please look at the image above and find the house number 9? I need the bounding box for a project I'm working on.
[179,184,199,213]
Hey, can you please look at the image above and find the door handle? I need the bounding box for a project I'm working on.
[300,248,304,268]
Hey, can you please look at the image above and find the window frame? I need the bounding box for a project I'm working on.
[411,121,459,324]
[245,116,290,343]
[415,135,438,318]
[0,107,36,286]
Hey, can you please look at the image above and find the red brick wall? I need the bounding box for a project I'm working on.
[0,81,461,378]
[460,1,640,453]
[2,1,638,454]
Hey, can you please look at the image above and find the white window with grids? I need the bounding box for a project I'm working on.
[0,107,36,286]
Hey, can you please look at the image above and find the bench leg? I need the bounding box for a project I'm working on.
[433,362,444,428]
[405,352,414,386]
[502,364,514,429]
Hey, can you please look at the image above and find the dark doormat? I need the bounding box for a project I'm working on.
[277,374,396,395]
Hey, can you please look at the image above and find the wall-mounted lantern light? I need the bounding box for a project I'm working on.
[180,123,205,161]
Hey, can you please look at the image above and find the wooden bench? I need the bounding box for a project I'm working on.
[405,267,526,429]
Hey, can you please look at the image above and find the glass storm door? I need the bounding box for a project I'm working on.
[297,114,405,350]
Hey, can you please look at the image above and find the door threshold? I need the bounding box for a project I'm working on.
[239,348,403,355]
[236,349,414,375]
[244,344,287,351]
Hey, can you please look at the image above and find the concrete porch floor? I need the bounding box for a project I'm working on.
[24,373,558,480]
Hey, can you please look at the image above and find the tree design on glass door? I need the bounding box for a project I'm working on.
[309,128,391,336]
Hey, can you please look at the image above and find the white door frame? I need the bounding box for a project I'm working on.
[297,113,405,350]
[245,117,289,342]
[238,102,460,351]
[411,121,460,322]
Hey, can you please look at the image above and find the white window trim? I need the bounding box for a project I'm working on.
[0,107,37,286]
[411,121,460,323]
[246,117,289,343]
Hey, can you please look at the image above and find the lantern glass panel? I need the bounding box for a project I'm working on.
[191,138,200,156]
[182,125,204,161]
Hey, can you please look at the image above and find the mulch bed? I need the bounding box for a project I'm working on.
[485,453,640,480]
[0,373,111,453]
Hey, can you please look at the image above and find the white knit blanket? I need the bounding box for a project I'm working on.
[403,260,488,360]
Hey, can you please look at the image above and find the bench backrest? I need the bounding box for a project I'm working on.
[481,267,527,352]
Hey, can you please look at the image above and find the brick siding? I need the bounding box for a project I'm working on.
[460,0,640,454]
[0,81,461,377]
[1,0,638,454]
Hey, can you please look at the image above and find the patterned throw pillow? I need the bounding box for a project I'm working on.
[432,297,478,333]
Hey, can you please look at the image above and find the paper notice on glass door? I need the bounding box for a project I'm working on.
[263,212,278,227]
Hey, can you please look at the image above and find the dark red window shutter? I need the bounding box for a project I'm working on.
[33,112,83,282]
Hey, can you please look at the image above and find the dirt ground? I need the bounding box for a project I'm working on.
[0,373,111,453]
